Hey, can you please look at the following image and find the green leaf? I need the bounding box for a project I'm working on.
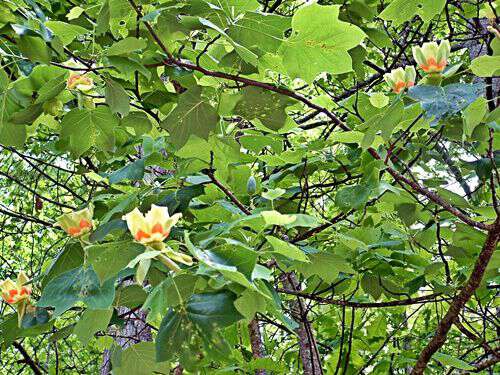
[185,234,254,288]
[121,112,152,136]
[470,55,500,77]
[115,342,171,375]
[45,21,88,45]
[433,352,475,370]
[335,184,371,211]
[261,210,296,226]
[233,86,297,132]
[155,309,188,362]
[16,35,50,64]
[160,86,219,148]
[408,83,484,121]
[234,290,267,320]
[369,92,389,108]
[42,242,84,288]
[86,240,144,283]
[186,291,243,331]
[266,235,308,262]
[379,0,445,25]
[463,96,488,137]
[108,158,145,184]
[297,252,354,282]
[105,79,130,116]
[60,107,118,157]
[144,274,198,321]
[34,73,67,104]
[105,37,147,56]
[227,12,290,55]
[361,274,382,299]
[278,4,365,82]
[114,284,147,309]
[73,309,113,345]
[38,266,116,316]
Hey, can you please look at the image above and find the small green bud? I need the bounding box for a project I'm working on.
[42,99,63,116]
[247,175,257,195]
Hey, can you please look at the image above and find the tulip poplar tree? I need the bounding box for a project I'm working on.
[0,0,499,374]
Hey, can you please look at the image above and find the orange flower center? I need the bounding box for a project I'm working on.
[152,223,164,234]
[393,81,406,93]
[80,219,91,229]
[420,57,447,72]
[135,230,151,241]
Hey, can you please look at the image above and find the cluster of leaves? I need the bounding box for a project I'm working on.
[0,0,499,374]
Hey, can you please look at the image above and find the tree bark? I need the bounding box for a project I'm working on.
[281,272,323,375]
[248,319,267,375]
[411,220,500,374]
[100,283,152,375]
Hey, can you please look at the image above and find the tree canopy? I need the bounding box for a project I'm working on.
[0,0,499,374]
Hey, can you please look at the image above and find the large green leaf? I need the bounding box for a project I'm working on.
[433,352,474,370]
[115,342,171,375]
[37,266,116,316]
[42,242,84,288]
[86,240,144,283]
[278,4,365,82]
[379,0,445,25]
[186,291,243,331]
[60,107,118,157]
[155,309,188,362]
[160,86,219,148]
[105,79,130,116]
[407,83,484,121]
[73,308,113,345]
[470,55,500,77]
[265,235,308,262]
[45,21,88,45]
[233,86,296,131]
[227,12,290,55]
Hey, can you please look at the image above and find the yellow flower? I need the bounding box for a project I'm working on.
[123,205,182,245]
[384,66,416,93]
[123,205,192,272]
[67,72,94,91]
[0,271,31,305]
[412,40,451,74]
[56,207,94,238]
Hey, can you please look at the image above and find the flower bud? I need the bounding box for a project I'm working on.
[412,40,451,74]
[67,72,94,92]
[384,66,416,93]
[0,271,31,305]
[56,206,94,238]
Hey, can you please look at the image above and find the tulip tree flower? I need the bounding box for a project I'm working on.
[384,66,416,93]
[123,205,193,273]
[67,72,94,92]
[1,271,32,326]
[412,40,451,74]
[56,207,93,238]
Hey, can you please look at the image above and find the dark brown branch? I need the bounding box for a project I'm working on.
[411,219,500,374]
[277,289,444,308]
[12,342,44,375]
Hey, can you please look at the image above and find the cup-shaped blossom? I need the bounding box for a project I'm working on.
[384,66,416,93]
[67,72,94,91]
[412,40,451,74]
[0,271,31,305]
[56,207,94,238]
[123,205,182,245]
